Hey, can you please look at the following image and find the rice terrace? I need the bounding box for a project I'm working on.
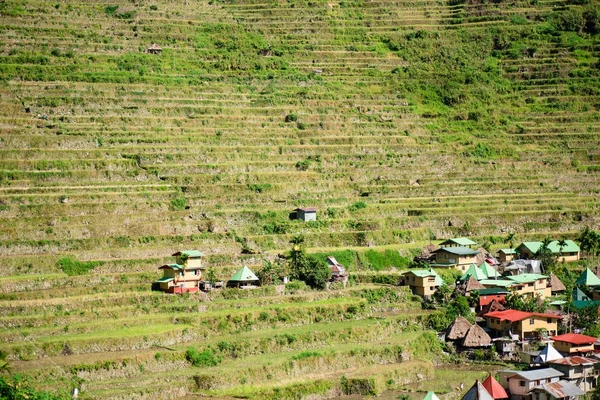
[0,0,600,398]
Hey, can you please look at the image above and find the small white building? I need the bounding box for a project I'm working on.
[295,207,317,222]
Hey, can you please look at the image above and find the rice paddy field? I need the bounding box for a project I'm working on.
[0,0,599,397]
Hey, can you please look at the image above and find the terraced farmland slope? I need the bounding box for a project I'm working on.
[0,0,599,397]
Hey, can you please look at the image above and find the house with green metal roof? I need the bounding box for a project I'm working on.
[575,268,600,287]
[430,246,480,272]
[439,237,477,248]
[227,265,260,288]
[479,262,500,279]
[516,240,580,262]
[506,273,551,299]
[154,250,206,293]
[459,263,487,281]
[401,268,443,298]
[497,248,517,263]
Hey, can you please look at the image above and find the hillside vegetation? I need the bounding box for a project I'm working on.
[0,0,599,397]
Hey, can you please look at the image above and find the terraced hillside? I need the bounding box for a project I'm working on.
[0,0,599,397]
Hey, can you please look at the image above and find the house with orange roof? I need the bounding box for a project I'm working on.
[551,333,598,355]
[484,309,561,340]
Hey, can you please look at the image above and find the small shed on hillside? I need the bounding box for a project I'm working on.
[147,43,162,54]
[549,273,566,293]
[497,249,517,263]
[227,265,259,288]
[326,256,348,283]
[295,207,317,222]
[482,373,508,399]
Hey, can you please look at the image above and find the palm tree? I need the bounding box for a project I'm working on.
[505,232,516,249]
[558,238,567,260]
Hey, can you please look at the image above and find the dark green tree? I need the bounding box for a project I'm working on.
[257,259,287,286]
[288,236,331,289]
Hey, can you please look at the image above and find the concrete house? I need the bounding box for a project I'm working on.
[155,250,205,293]
[516,241,580,262]
[431,247,480,271]
[548,356,599,392]
[530,380,584,400]
[295,207,317,222]
[497,249,517,263]
[484,309,561,340]
[401,268,443,298]
[476,288,509,307]
[440,237,478,248]
[551,333,597,355]
[505,274,551,299]
[498,368,563,400]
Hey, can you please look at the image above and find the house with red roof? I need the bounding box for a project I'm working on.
[484,309,561,340]
[551,333,598,355]
[482,373,508,399]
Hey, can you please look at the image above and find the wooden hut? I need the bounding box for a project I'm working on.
[549,273,566,294]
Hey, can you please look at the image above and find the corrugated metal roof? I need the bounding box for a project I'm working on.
[508,368,563,380]
[550,356,598,366]
[440,238,477,246]
[531,380,584,398]
[506,274,547,284]
[433,246,480,256]
[172,250,205,258]
[484,309,561,322]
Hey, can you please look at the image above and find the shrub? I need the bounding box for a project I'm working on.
[285,113,298,122]
[170,197,187,211]
[349,201,367,211]
[57,257,101,276]
[185,347,222,367]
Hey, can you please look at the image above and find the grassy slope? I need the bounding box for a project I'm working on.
[0,0,599,397]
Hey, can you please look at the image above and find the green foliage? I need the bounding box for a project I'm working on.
[0,375,67,399]
[504,292,545,312]
[56,257,101,276]
[170,197,187,211]
[247,183,272,193]
[574,303,599,334]
[291,351,322,360]
[288,238,331,289]
[362,249,410,271]
[257,259,287,285]
[348,201,367,212]
[285,113,298,122]
[185,347,222,367]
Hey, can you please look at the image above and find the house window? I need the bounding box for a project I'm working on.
[547,318,552,323]
[530,318,535,325]
[519,381,525,387]
[528,283,534,287]
[194,270,200,276]
[534,393,540,400]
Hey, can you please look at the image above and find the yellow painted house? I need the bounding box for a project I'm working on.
[430,247,480,272]
[155,250,205,293]
[401,269,443,298]
[484,309,561,340]
[551,333,597,355]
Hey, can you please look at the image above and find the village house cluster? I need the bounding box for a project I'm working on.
[405,237,600,400]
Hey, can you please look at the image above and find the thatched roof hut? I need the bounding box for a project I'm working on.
[147,43,162,54]
[549,273,566,293]
[462,324,492,348]
[447,316,472,341]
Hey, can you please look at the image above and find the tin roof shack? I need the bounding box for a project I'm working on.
[154,250,205,293]
[326,256,348,283]
[498,249,517,263]
[534,343,564,364]
[146,43,162,54]
[401,269,443,298]
[295,207,317,222]
[440,237,478,248]
[530,380,584,400]
[227,266,260,288]
[482,373,509,399]
[460,264,488,281]
[516,241,580,263]
[431,247,480,272]
[548,356,599,392]
[480,262,501,279]
[498,368,563,400]
[484,309,561,340]
[551,334,598,355]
